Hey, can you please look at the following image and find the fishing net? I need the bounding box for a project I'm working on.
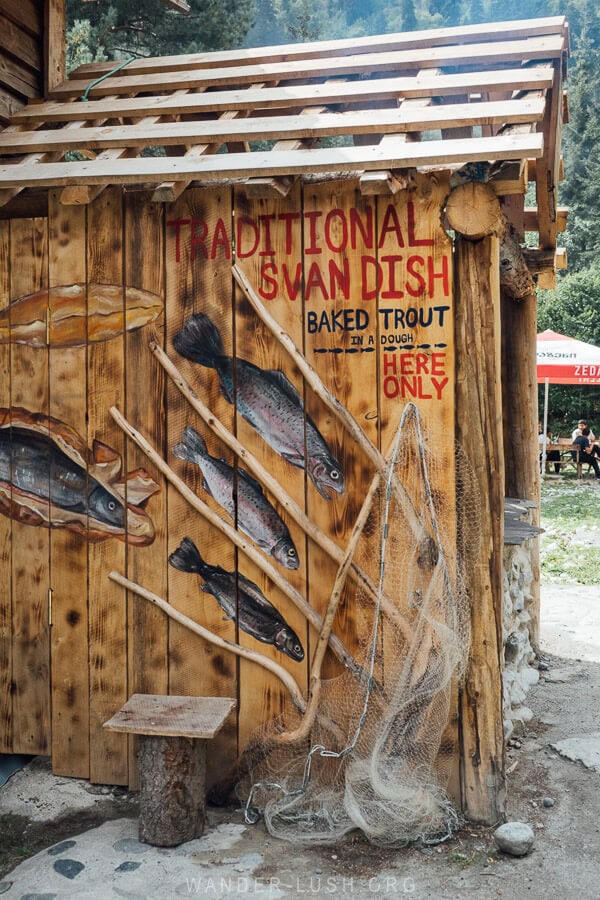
[239,402,479,847]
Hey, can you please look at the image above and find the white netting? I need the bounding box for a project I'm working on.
[239,402,479,847]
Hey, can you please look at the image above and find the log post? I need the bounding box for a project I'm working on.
[446,182,535,299]
[501,288,541,648]
[454,235,506,824]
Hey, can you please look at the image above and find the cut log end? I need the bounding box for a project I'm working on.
[445,181,504,240]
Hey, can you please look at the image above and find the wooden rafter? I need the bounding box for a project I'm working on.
[0,16,568,255]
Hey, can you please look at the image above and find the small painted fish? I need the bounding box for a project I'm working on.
[168,537,305,662]
[173,312,344,500]
[173,426,299,570]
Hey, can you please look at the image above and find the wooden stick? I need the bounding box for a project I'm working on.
[148,339,413,639]
[276,469,382,744]
[109,570,306,712]
[232,263,426,543]
[109,405,361,677]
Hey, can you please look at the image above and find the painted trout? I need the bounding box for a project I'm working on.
[173,426,299,570]
[0,426,125,528]
[173,312,344,500]
[168,537,305,662]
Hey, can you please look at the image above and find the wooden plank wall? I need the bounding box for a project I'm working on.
[0,0,44,125]
[0,178,457,795]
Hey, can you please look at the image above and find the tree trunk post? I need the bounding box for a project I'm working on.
[454,234,506,824]
[501,288,541,648]
[138,734,207,846]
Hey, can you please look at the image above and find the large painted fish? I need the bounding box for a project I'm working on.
[173,426,299,570]
[0,283,162,349]
[173,312,344,500]
[168,537,304,662]
[0,408,159,544]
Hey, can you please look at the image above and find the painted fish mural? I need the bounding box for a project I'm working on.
[0,408,159,544]
[173,426,299,570]
[173,313,344,500]
[0,283,162,349]
[168,537,305,662]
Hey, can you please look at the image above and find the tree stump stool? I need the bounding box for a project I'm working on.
[104,694,236,847]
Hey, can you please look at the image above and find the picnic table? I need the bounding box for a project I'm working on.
[544,439,595,478]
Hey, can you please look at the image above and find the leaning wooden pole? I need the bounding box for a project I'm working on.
[454,234,506,824]
[275,469,381,744]
[109,405,360,678]
[148,339,412,638]
[232,262,427,546]
[109,571,307,713]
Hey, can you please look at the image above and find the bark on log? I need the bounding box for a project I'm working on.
[501,288,541,649]
[455,235,506,825]
[138,735,206,846]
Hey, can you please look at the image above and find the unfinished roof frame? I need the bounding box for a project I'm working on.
[0,15,568,268]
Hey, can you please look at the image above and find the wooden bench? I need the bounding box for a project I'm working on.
[104,694,236,847]
[544,442,595,479]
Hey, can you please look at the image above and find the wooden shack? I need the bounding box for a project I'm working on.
[0,13,568,827]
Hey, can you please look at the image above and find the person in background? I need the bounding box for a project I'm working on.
[539,423,561,473]
[573,427,600,478]
[572,419,600,458]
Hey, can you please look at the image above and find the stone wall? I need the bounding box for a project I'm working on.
[502,543,539,740]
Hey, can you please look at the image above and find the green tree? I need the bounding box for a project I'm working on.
[66,0,257,63]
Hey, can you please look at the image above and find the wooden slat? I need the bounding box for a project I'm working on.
[535,60,563,249]
[0,98,547,156]
[524,206,567,233]
[9,216,50,756]
[0,15,42,72]
[104,694,236,740]
[233,183,309,753]
[0,221,12,752]
[1,0,42,37]
[124,193,168,791]
[44,0,65,94]
[71,17,567,80]
[86,187,128,784]
[48,195,90,778]
[12,68,555,124]
[51,36,566,101]
[0,51,40,98]
[0,134,546,189]
[164,186,239,794]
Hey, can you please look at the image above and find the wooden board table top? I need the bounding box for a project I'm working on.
[103,694,236,740]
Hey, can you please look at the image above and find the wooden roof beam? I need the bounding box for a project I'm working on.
[51,35,567,101]
[359,86,433,196]
[69,17,568,81]
[523,205,567,233]
[0,133,545,190]
[0,97,546,156]
[12,68,555,125]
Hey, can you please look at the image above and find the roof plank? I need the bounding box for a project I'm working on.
[70,16,567,79]
[0,133,545,189]
[51,35,566,100]
[0,98,546,155]
[13,67,555,125]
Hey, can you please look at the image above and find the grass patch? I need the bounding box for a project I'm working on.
[540,479,600,585]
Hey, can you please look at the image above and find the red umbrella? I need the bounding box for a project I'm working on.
[537,329,600,385]
[537,330,600,473]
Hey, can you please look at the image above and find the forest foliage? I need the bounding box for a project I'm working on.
[65,0,600,425]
